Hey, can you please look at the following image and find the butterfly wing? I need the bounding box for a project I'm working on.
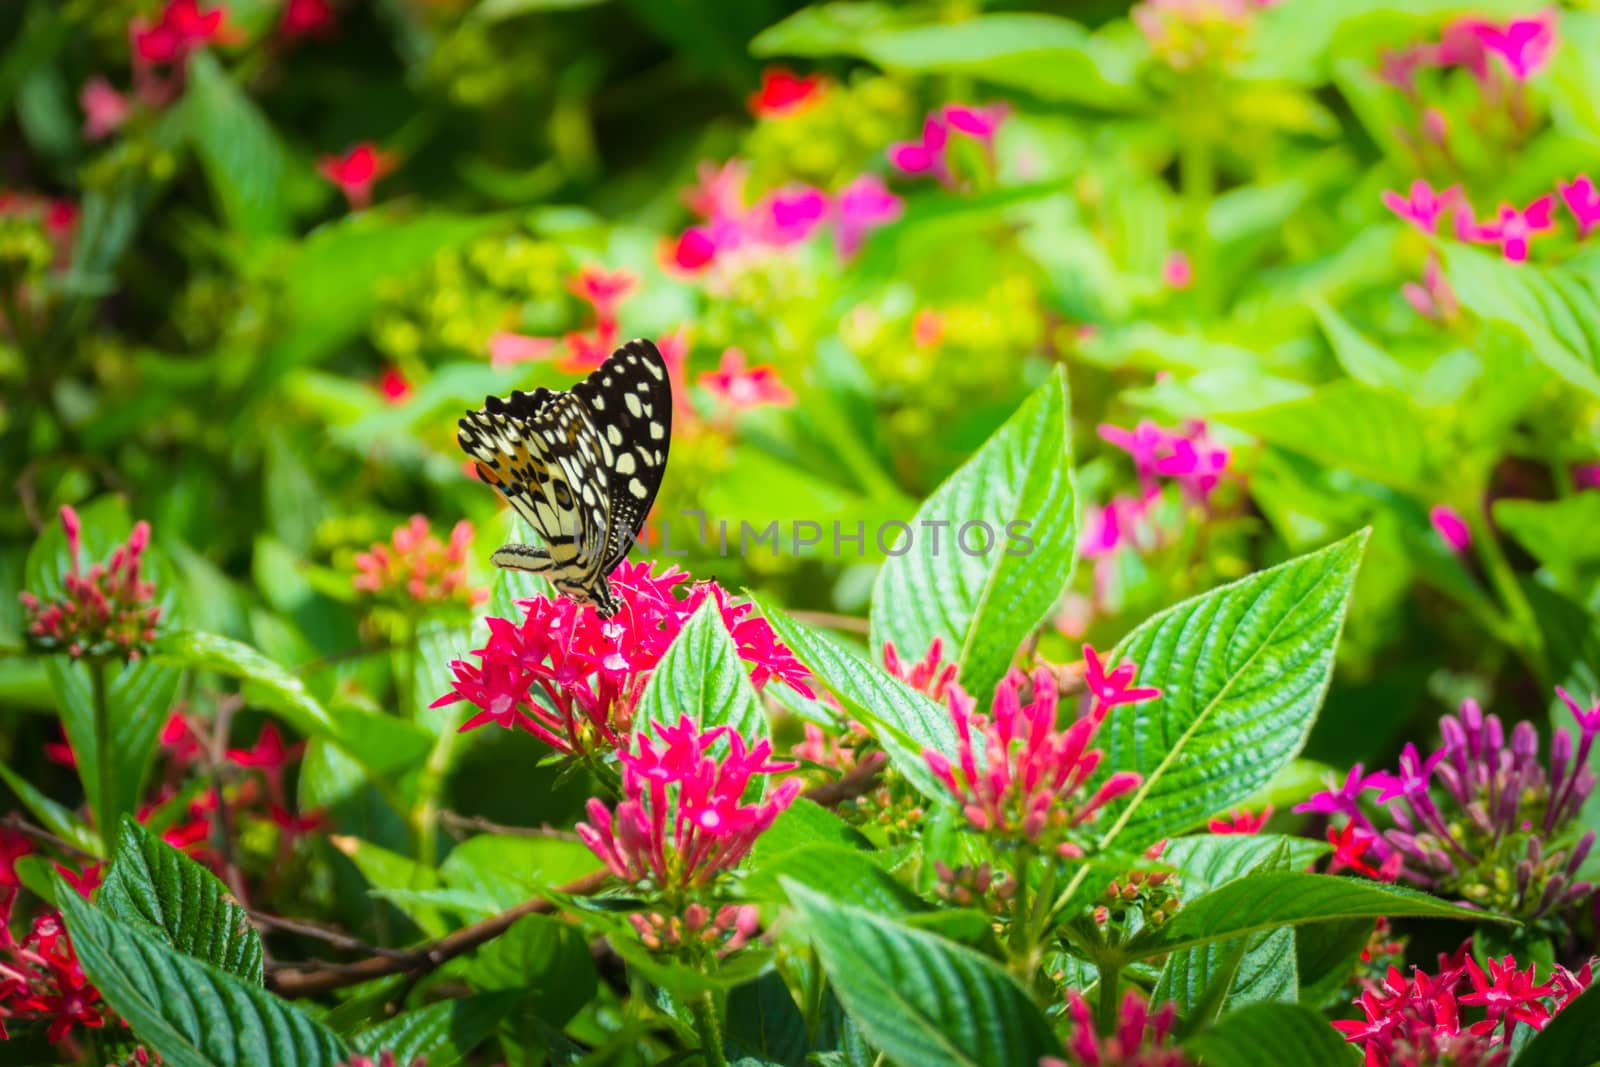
[457,388,611,582]
[570,338,672,571]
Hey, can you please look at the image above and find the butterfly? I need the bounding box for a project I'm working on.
[457,338,671,618]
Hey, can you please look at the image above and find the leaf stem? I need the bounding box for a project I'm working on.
[690,990,727,1067]
[89,655,114,851]
[1468,504,1546,683]
[1095,957,1122,1036]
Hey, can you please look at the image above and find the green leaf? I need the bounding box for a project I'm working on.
[726,970,809,1067]
[56,882,347,1067]
[1159,834,1330,894]
[1514,979,1600,1066]
[1295,919,1374,1009]
[182,51,289,238]
[99,818,264,984]
[1125,872,1501,960]
[752,595,954,800]
[752,798,873,859]
[1312,300,1413,393]
[871,366,1076,702]
[1182,1001,1356,1066]
[636,600,766,744]
[350,993,519,1067]
[0,761,99,855]
[1216,385,1430,491]
[153,630,337,739]
[1494,495,1600,579]
[465,915,596,1026]
[1096,532,1367,851]
[1154,927,1297,1024]
[744,844,928,915]
[1443,242,1600,398]
[439,833,601,911]
[784,881,1060,1067]
[333,834,449,939]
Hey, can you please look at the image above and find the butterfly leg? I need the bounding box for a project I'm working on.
[490,543,556,573]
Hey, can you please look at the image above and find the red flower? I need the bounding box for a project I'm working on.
[317,143,396,211]
[1460,955,1556,1036]
[882,637,958,701]
[0,909,108,1043]
[130,0,231,65]
[1047,988,1191,1067]
[1326,822,1392,880]
[281,0,335,38]
[0,828,34,892]
[1207,805,1272,834]
[377,365,412,403]
[699,348,795,412]
[747,67,824,117]
[566,265,637,331]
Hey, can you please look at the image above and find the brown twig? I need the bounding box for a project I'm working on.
[265,868,612,998]
[439,810,581,842]
[801,753,887,808]
[2,813,99,861]
[248,910,413,959]
[786,610,870,635]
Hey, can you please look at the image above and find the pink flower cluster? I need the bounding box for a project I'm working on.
[698,347,794,414]
[1296,690,1598,920]
[318,143,397,212]
[432,561,812,757]
[626,902,761,956]
[352,515,488,609]
[577,715,802,891]
[888,103,1007,189]
[20,506,162,660]
[1042,988,1191,1067]
[1132,0,1278,72]
[1382,10,1557,93]
[668,160,902,272]
[1334,944,1591,1066]
[0,903,106,1043]
[923,647,1157,851]
[1382,176,1600,267]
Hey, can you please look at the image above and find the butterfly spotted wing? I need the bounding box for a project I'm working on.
[456,339,671,617]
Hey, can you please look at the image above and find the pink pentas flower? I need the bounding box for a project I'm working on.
[488,331,558,369]
[1100,419,1229,504]
[318,143,396,212]
[377,365,412,403]
[1453,9,1558,81]
[747,67,825,117]
[130,0,232,66]
[1558,174,1600,239]
[922,664,1150,850]
[833,174,902,258]
[1045,988,1191,1067]
[669,227,719,272]
[699,348,795,412]
[941,102,1008,145]
[566,265,637,330]
[888,115,951,181]
[79,78,128,141]
[433,562,811,756]
[682,159,749,222]
[1403,255,1459,323]
[1464,196,1556,263]
[1326,821,1393,880]
[882,637,959,702]
[0,827,34,892]
[1082,644,1162,710]
[280,0,336,39]
[1162,250,1193,289]
[19,506,162,660]
[561,328,617,374]
[1207,805,1272,834]
[1429,504,1472,553]
[577,715,802,890]
[749,186,829,247]
[352,515,488,609]
[1381,180,1463,236]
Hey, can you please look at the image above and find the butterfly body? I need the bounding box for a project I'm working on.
[458,339,671,618]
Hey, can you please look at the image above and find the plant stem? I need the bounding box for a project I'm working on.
[90,655,114,850]
[1008,847,1032,959]
[1095,957,1122,1036]
[803,943,825,1043]
[690,990,727,1067]
[1469,503,1546,683]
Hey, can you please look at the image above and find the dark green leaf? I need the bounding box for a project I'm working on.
[726,970,809,1067]
[1514,979,1600,1067]
[785,881,1060,1067]
[465,914,596,1026]
[99,818,264,983]
[1182,1001,1356,1066]
[350,993,519,1067]
[153,630,337,738]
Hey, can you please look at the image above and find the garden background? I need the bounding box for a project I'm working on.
[2,1,1600,1065]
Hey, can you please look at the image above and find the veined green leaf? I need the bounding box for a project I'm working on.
[1096,532,1367,851]
[637,599,767,743]
[785,881,1060,1067]
[1514,979,1600,1066]
[153,630,336,737]
[1216,384,1430,491]
[99,818,263,983]
[1494,495,1600,579]
[183,51,289,238]
[871,366,1076,703]
[1182,1001,1356,1066]
[350,993,519,1067]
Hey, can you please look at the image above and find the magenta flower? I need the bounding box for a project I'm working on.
[576,715,802,890]
[1295,763,1384,819]
[750,186,829,247]
[1466,196,1557,262]
[833,174,902,258]
[923,664,1150,850]
[432,562,811,756]
[1207,805,1271,835]
[699,348,795,412]
[79,78,128,141]
[19,506,162,660]
[566,265,637,331]
[1162,250,1193,289]
[941,102,1007,145]
[1101,419,1230,504]
[488,331,559,369]
[1403,255,1459,323]
[1044,989,1190,1067]
[1381,179,1463,235]
[887,115,950,181]
[1429,505,1472,553]
[1558,174,1600,239]
[1453,9,1558,81]
[1082,644,1163,710]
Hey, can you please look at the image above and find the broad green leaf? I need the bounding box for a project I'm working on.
[871,366,1077,702]
[99,818,264,984]
[1514,979,1600,1067]
[753,595,954,800]
[636,600,766,743]
[1125,872,1501,960]
[727,970,809,1067]
[1159,834,1329,894]
[752,799,873,859]
[153,630,337,738]
[332,834,449,939]
[350,993,519,1067]
[785,881,1061,1067]
[1312,300,1413,392]
[744,844,928,916]
[466,914,596,1027]
[749,2,901,58]
[1494,495,1600,579]
[1182,1001,1356,1066]
[1216,385,1430,491]
[57,883,346,1067]
[1153,927,1297,1024]
[1296,919,1374,1009]
[182,51,289,238]
[0,761,98,855]
[1444,243,1600,398]
[1096,531,1367,851]
[439,834,601,910]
